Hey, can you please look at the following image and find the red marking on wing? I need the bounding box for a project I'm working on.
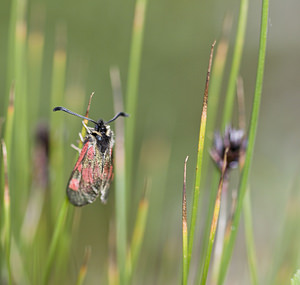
[74,143,89,171]
[82,167,93,184]
[87,146,95,160]
[69,178,80,191]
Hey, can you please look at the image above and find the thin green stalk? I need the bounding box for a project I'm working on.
[217,0,269,283]
[221,0,248,130]
[49,29,67,216]
[1,86,15,199]
[0,86,15,282]
[124,182,150,285]
[125,0,148,196]
[182,156,189,285]
[27,28,45,126]
[12,0,30,213]
[200,150,228,285]
[243,187,258,285]
[111,66,127,284]
[42,197,69,285]
[187,42,215,271]
[1,140,12,285]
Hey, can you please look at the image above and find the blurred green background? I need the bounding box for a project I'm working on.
[0,0,300,284]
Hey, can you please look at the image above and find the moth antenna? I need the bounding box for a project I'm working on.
[53,106,98,125]
[106,112,129,124]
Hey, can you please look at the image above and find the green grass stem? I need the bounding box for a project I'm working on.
[182,156,189,285]
[49,36,67,216]
[221,0,248,130]
[27,29,45,126]
[217,0,269,283]
[0,86,15,282]
[1,140,12,285]
[111,66,128,284]
[187,41,215,272]
[125,0,148,196]
[200,150,228,285]
[42,197,69,285]
[124,181,150,285]
[243,187,258,285]
[11,0,30,212]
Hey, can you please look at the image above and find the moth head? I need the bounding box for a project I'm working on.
[53,106,129,136]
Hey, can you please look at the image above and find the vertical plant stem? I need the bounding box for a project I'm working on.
[187,41,215,271]
[200,150,228,285]
[49,26,67,216]
[124,180,150,285]
[210,174,229,284]
[243,188,258,285]
[125,0,148,195]
[217,0,269,283]
[1,140,12,285]
[27,22,45,127]
[42,197,69,285]
[0,86,15,282]
[221,0,248,130]
[12,0,30,212]
[111,67,127,284]
[182,156,189,285]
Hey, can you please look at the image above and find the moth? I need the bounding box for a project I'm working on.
[53,106,128,206]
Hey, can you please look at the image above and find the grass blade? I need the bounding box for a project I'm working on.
[187,41,216,271]
[243,187,258,285]
[217,0,269,283]
[42,197,69,285]
[111,66,127,284]
[49,25,67,215]
[200,149,228,285]
[182,156,189,285]
[221,0,249,130]
[1,140,12,284]
[125,180,150,285]
[125,0,149,195]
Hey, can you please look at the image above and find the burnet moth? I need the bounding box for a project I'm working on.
[53,106,128,206]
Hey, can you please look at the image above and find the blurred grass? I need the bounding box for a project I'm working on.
[200,149,228,285]
[182,156,188,285]
[217,0,269,283]
[0,0,298,284]
[243,188,259,285]
[187,41,215,274]
[1,140,12,284]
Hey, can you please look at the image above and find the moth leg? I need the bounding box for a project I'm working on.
[71,144,81,153]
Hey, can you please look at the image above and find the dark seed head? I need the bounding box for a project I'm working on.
[210,125,247,171]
